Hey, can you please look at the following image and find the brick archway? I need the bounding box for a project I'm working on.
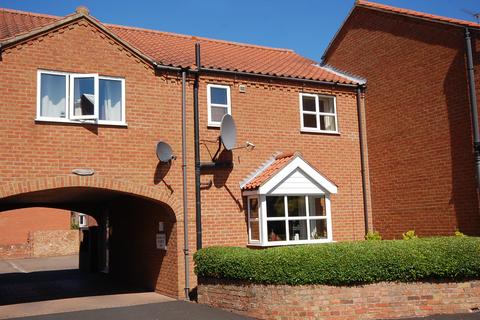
[0,175,182,218]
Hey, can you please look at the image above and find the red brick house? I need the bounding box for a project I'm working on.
[0,6,368,298]
[323,0,480,239]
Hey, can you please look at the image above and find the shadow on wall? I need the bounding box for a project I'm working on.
[108,196,178,296]
[445,49,480,235]
[327,8,480,237]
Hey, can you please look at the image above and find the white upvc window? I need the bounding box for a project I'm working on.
[207,84,231,127]
[37,70,126,126]
[78,213,88,228]
[264,195,331,243]
[247,197,261,243]
[299,93,338,133]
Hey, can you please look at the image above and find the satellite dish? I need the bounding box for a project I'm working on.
[220,114,237,151]
[156,141,175,162]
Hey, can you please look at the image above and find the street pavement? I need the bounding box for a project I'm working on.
[6,301,253,320]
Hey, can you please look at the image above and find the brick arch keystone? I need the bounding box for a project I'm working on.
[0,175,182,218]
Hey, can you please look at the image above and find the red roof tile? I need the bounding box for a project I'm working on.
[0,8,358,85]
[242,152,296,190]
[356,0,480,29]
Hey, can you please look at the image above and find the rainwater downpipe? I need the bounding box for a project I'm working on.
[356,85,369,234]
[181,70,189,300]
[194,43,203,250]
[465,27,480,189]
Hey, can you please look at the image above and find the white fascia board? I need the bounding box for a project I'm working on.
[259,156,338,195]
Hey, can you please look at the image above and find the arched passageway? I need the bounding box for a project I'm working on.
[0,185,178,305]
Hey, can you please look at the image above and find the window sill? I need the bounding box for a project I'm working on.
[248,239,334,247]
[35,118,128,127]
[207,123,221,129]
[300,128,340,135]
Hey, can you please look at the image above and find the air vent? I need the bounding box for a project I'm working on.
[239,84,246,93]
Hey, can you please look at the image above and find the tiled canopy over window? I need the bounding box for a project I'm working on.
[241,152,337,246]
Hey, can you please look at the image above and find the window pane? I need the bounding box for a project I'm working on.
[211,106,228,123]
[210,87,228,105]
[73,77,95,116]
[99,79,122,121]
[266,196,285,217]
[250,220,260,241]
[287,196,306,217]
[289,220,308,241]
[319,97,334,113]
[249,198,259,219]
[267,221,286,241]
[303,114,317,128]
[310,219,328,239]
[302,95,316,112]
[320,115,336,131]
[40,73,66,118]
[308,196,326,216]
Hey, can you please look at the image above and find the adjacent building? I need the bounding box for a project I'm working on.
[323,0,480,239]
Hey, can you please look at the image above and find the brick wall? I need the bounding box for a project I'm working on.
[0,207,71,245]
[31,230,79,257]
[324,7,480,239]
[198,278,480,320]
[0,16,366,297]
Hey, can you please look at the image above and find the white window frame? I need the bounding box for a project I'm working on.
[207,84,231,127]
[70,73,99,120]
[36,70,126,126]
[78,213,88,228]
[247,196,261,243]
[248,194,333,246]
[299,93,338,134]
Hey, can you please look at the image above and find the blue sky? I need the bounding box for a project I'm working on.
[2,0,479,61]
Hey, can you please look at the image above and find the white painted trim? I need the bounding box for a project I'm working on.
[247,196,261,244]
[207,84,231,127]
[69,73,99,120]
[36,70,127,126]
[259,156,337,194]
[37,70,69,120]
[299,93,339,134]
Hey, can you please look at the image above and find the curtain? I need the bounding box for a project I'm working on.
[100,79,121,121]
[41,74,66,118]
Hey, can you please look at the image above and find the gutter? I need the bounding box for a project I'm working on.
[465,28,480,188]
[153,64,360,88]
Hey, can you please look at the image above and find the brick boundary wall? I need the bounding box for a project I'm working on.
[0,243,32,260]
[0,230,79,259]
[197,278,480,320]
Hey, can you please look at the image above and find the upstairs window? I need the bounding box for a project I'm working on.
[37,70,125,125]
[207,84,231,127]
[300,93,338,133]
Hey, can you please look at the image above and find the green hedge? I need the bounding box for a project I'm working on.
[193,237,480,285]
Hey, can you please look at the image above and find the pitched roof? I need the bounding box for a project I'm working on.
[322,0,480,61]
[242,152,297,190]
[356,0,480,29]
[0,7,358,85]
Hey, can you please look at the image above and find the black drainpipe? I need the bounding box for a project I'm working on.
[356,85,369,234]
[194,43,202,250]
[465,28,480,189]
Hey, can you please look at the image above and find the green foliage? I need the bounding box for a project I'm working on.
[365,231,382,240]
[402,230,418,240]
[455,230,465,237]
[70,221,79,230]
[194,237,480,286]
